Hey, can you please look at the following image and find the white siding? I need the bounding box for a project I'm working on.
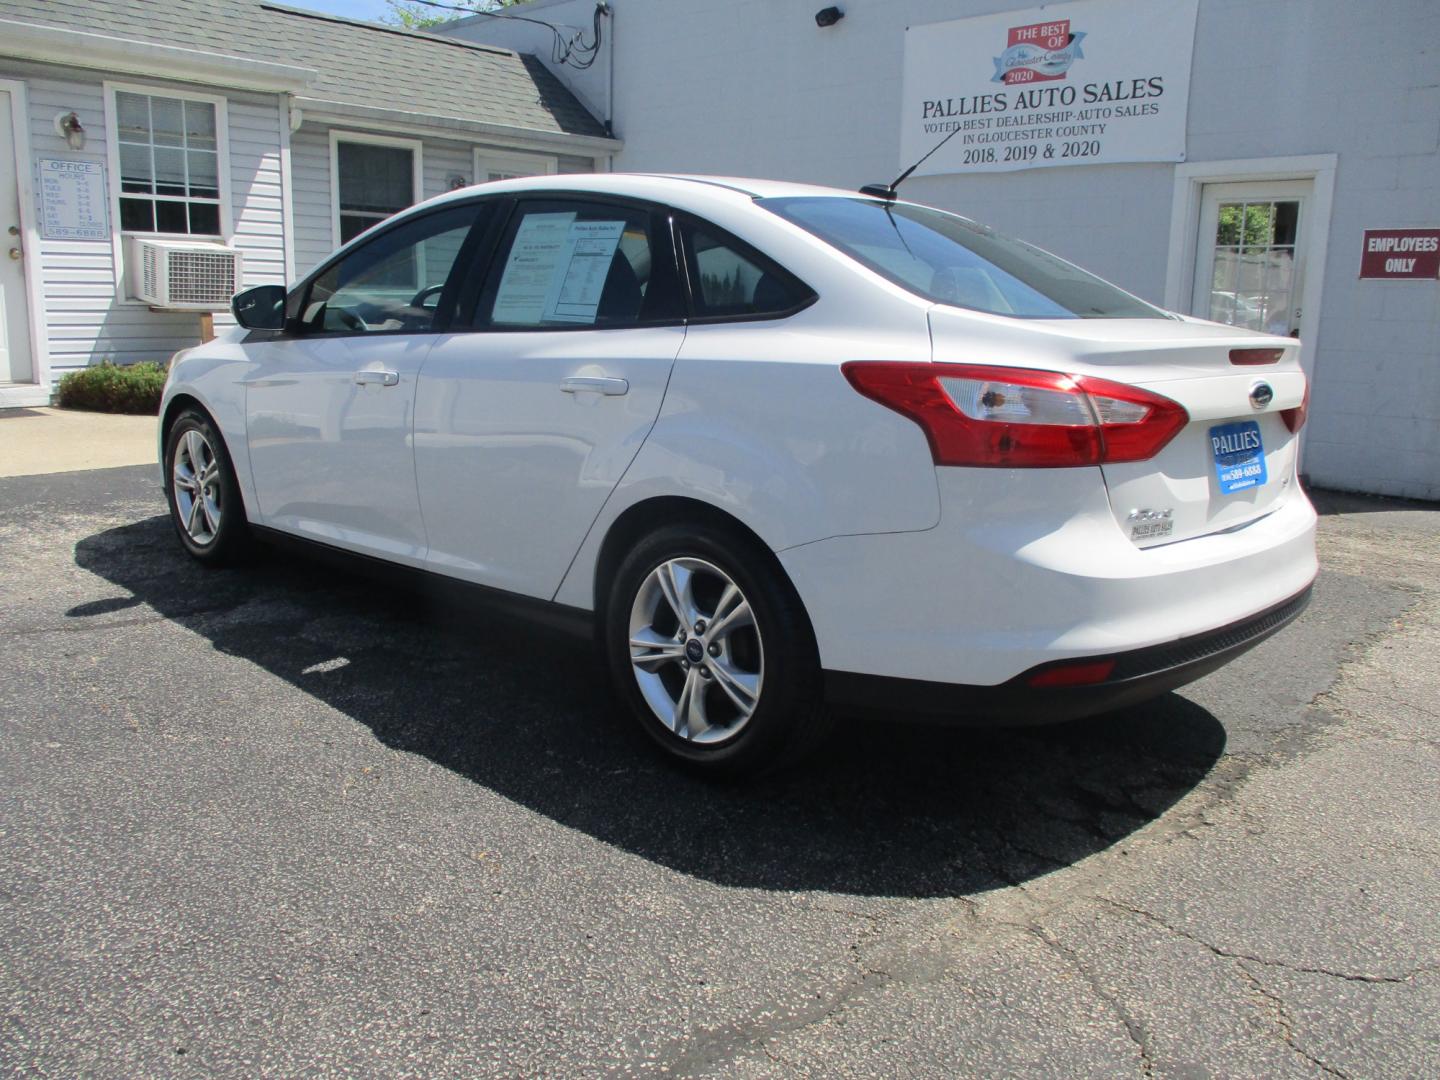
[424,140,472,200]
[290,125,333,278]
[1,59,286,372]
[226,98,288,294]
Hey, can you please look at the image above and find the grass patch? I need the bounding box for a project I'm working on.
[56,361,167,415]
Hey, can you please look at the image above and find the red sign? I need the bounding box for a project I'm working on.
[1359,229,1440,279]
[1000,19,1076,84]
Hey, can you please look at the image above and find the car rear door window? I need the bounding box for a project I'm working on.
[475,200,681,329]
[299,202,485,334]
[678,220,814,320]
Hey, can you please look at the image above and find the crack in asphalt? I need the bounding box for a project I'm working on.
[1096,896,1438,985]
[1236,961,1352,1080]
[1028,924,1155,1078]
[659,961,894,1077]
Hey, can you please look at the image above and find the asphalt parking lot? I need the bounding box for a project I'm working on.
[2,463,1437,1078]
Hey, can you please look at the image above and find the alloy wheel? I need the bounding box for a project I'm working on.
[172,429,223,546]
[627,557,764,743]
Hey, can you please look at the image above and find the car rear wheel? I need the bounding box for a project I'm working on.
[604,522,830,776]
[164,409,251,565]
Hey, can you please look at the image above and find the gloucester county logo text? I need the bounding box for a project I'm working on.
[993,19,1087,85]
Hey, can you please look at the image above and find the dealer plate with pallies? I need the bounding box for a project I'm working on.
[159,173,1316,775]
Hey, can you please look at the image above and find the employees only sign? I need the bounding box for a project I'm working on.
[899,0,1200,176]
[1359,229,1440,279]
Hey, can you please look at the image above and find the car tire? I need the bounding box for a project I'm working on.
[603,520,832,777]
[163,409,252,566]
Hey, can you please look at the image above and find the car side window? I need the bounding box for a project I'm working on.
[679,220,814,320]
[299,203,483,335]
[475,200,679,329]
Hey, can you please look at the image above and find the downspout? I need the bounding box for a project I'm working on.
[606,1,615,170]
[278,94,297,283]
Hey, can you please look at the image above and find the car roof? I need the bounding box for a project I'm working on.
[419,172,863,214]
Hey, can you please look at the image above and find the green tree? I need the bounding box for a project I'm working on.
[1216,203,1278,248]
[382,0,524,30]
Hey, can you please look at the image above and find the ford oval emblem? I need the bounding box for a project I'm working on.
[1250,382,1274,409]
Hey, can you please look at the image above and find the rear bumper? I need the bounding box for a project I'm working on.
[780,466,1318,686]
[826,583,1313,724]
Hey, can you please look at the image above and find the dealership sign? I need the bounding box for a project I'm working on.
[900,0,1199,176]
[1359,229,1440,279]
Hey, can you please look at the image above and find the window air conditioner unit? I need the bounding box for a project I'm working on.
[127,238,242,311]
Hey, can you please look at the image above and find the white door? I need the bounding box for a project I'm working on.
[415,197,684,600]
[245,202,484,565]
[1192,180,1309,338]
[0,89,34,385]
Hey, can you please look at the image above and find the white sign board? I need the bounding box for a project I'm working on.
[37,158,109,240]
[899,0,1199,176]
[491,213,627,326]
[546,220,625,324]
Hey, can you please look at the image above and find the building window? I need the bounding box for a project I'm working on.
[474,149,558,184]
[333,136,421,245]
[114,90,222,236]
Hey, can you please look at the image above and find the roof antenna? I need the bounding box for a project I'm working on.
[860,123,967,201]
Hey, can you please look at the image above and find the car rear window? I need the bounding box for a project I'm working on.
[758,196,1168,320]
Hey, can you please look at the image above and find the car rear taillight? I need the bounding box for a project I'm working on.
[1230,348,1283,365]
[1281,378,1310,433]
[841,362,1189,468]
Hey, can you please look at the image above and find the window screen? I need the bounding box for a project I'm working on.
[114,91,221,236]
[301,204,481,334]
[478,201,678,329]
[336,142,416,244]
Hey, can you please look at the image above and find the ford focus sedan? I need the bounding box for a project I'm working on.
[160,174,1317,775]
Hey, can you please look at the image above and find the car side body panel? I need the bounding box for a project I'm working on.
[158,328,261,519]
[415,325,688,599]
[243,333,434,565]
[551,312,940,610]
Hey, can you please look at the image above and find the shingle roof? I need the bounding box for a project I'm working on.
[0,0,607,138]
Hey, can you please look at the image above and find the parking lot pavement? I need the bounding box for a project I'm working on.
[1,467,1436,1078]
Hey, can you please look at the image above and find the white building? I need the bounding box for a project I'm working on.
[446,0,1440,501]
[0,0,617,407]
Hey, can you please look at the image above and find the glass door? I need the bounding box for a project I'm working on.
[1192,180,1309,337]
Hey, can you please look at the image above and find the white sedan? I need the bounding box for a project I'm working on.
[160,174,1317,775]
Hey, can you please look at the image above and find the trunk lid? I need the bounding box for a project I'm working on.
[927,309,1306,546]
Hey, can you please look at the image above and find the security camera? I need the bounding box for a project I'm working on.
[815,6,844,28]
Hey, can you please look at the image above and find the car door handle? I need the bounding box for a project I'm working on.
[560,376,629,396]
[353,369,399,387]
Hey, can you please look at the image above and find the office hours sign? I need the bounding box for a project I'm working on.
[899,0,1199,176]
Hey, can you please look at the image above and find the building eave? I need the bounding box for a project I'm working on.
[291,96,621,157]
[0,18,316,94]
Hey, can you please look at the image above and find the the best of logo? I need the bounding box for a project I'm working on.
[992,19,1086,84]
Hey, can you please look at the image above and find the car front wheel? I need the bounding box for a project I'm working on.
[164,409,251,565]
[604,522,830,776]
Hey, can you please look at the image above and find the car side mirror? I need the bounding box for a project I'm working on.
[232,284,288,330]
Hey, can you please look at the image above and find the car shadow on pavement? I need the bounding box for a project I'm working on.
[75,516,1227,899]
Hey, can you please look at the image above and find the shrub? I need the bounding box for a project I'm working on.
[56,361,168,415]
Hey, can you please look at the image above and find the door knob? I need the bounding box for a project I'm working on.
[6,225,18,236]
[353,369,399,386]
[560,375,629,396]
[7,247,20,261]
